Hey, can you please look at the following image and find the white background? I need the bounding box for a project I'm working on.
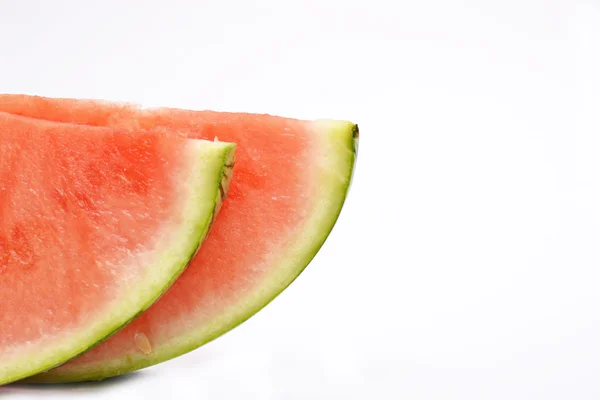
[0,0,599,399]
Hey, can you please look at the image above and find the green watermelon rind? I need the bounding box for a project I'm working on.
[30,120,358,383]
[2,140,236,385]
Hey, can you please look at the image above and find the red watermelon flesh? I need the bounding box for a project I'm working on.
[0,94,358,382]
[0,111,235,385]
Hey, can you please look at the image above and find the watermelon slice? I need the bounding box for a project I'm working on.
[0,94,358,383]
[0,111,235,385]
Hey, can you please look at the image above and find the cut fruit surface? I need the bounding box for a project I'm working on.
[0,111,235,385]
[0,94,358,383]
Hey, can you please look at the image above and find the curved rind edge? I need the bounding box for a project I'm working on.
[28,120,357,383]
[11,142,235,385]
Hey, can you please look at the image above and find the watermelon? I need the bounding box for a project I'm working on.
[0,111,235,385]
[0,94,358,383]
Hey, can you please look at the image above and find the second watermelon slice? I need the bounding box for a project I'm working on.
[0,94,358,383]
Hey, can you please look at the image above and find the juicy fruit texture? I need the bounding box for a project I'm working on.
[0,94,358,383]
[0,112,235,385]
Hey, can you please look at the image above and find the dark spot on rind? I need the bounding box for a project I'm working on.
[351,124,359,155]
[207,155,235,232]
[219,183,226,202]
